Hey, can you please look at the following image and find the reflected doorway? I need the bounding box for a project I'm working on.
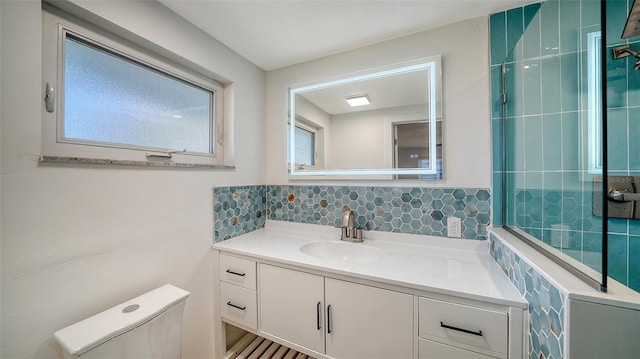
[393,121,442,180]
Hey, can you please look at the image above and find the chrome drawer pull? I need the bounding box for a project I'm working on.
[226,269,246,277]
[316,302,322,330]
[440,322,483,337]
[227,301,246,311]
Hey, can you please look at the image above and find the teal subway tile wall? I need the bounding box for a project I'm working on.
[490,0,640,292]
[491,2,593,358]
[214,185,492,241]
[605,0,640,292]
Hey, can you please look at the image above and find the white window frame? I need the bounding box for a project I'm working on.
[586,30,602,175]
[41,6,226,166]
[288,118,318,169]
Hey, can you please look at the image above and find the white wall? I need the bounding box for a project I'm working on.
[0,1,264,358]
[264,17,491,187]
[328,110,387,170]
[327,104,426,170]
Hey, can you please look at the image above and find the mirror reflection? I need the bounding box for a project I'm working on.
[288,57,442,179]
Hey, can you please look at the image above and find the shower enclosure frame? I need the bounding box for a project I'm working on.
[498,0,609,292]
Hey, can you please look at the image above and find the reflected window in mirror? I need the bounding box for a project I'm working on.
[287,118,319,169]
[288,57,442,179]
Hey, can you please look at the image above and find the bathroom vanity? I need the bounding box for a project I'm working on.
[212,221,528,359]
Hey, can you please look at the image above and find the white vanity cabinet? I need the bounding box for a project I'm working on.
[418,297,509,359]
[259,263,414,359]
[259,263,325,353]
[213,226,527,359]
[324,276,413,358]
[219,254,258,330]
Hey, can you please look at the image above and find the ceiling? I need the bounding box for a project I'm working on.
[298,67,429,115]
[159,0,537,71]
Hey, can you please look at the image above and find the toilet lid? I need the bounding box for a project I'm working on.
[53,284,189,355]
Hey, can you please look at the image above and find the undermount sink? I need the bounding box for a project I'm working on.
[299,241,382,261]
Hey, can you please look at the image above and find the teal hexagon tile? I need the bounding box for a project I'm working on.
[490,231,567,359]
[214,185,267,242]
[262,186,491,239]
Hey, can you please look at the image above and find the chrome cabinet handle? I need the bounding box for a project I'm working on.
[225,269,246,277]
[226,301,246,311]
[440,322,483,337]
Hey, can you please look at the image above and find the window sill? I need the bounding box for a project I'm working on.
[39,155,235,169]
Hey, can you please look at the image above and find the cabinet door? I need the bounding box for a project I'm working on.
[325,278,413,359]
[418,338,498,359]
[258,264,325,354]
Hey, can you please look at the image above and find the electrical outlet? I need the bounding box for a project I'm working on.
[447,217,461,238]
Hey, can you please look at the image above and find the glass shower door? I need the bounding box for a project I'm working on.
[494,0,607,290]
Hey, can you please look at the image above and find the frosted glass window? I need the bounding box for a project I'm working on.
[63,35,213,154]
[287,125,315,166]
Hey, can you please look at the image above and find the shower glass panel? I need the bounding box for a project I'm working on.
[498,0,606,290]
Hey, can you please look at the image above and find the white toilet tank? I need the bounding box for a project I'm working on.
[54,284,190,359]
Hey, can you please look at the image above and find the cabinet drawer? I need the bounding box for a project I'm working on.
[220,282,257,330]
[220,253,256,290]
[418,338,498,359]
[418,297,507,356]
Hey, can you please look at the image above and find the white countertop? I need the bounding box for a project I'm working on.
[213,221,527,309]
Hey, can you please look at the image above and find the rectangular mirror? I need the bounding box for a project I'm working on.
[288,56,442,179]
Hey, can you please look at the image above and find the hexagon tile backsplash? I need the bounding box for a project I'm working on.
[214,185,267,241]
[214,185,491,242]
[489,231,567,359]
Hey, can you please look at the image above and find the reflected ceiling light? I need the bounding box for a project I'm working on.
[346,95,370,107]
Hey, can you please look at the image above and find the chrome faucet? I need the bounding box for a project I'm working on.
[340,210,363,242]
